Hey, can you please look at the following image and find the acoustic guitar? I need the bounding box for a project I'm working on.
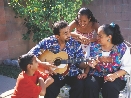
[38,50,113,76]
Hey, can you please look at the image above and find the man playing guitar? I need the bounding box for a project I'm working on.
[28,21,88,98]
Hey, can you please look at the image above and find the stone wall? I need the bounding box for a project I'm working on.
[0,0,35,63]
[84,0,131,45]
[0,0,131,63]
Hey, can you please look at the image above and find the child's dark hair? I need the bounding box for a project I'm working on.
[101,23,124,45]
[76,7,98,24]
[18,53,34,71]
[53,21,68,35]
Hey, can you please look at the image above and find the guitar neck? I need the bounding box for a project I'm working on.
[60,58,94,64]
[60,58,89,64]
[60,57,112,64]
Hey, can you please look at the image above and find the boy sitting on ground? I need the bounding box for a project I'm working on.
[11,53,54,98]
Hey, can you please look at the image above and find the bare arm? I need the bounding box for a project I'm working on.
[113,70,127,78]
[79,62,88,69]
[44,76,54,87]
[69,20,83,38]
[77,65,90,79]
[94,22,100,33]
[69,20,77,32]
[84,66,90,74]
[104,70,127,82]
[39,76,54,96]
[38,77,46,96]
[36,57,56,74]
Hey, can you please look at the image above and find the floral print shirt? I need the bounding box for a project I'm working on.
[88,42,129,81]
[28,35,84,80]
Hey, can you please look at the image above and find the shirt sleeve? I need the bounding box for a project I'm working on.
[75,44,84,58]
[74,42,84,66]
[28,39,47,57]
[120,46,131,74]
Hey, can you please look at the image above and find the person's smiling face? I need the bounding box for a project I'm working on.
[77,15,90,28]
[57,26,71,43]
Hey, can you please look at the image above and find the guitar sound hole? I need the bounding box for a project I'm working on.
[54,59,61,66]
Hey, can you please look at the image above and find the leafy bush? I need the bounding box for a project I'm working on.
[8,0,93,42]
[0,64,21,79]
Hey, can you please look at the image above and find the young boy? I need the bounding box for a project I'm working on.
[11,53,54,98]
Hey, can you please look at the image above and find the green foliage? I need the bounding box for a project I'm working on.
[8,0,93,42]
[0,64,21,79]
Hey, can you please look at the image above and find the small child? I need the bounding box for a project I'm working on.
[11,53,54,98]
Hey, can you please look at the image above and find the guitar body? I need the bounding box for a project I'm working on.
[38,50,69,75]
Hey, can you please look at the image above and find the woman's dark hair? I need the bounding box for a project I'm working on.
[18,53,34,71]
[75,7,98,24]
[101,23,124,45]
[53,21,68,35]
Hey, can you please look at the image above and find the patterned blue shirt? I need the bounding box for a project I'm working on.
[89,42,127,81]
[28,35,84,80]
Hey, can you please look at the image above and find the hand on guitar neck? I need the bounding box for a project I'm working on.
[87,56,113,68]
[87,58,99,69]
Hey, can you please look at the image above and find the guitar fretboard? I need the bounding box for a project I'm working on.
[54,57,112,66]
[60,58,91,64]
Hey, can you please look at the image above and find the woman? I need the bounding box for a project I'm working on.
[69,7,99,57]
[84,22,131,98]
